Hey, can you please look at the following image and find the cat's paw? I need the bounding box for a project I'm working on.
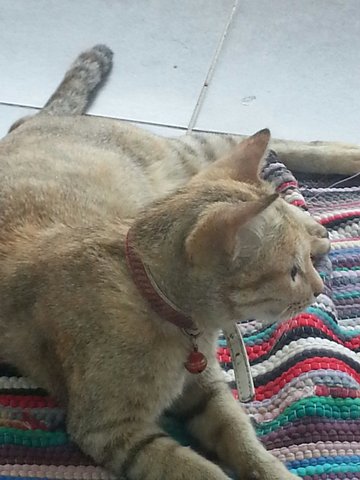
[305,217,328,239]
[305,219,331,257]
[248,466,300,480]
[286,204,330,253]
[266,471,300,480]
[244,454,301,480]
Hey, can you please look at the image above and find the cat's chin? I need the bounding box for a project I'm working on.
[234,309,283,326]
[260,306,307,326]
[252,309,291,326]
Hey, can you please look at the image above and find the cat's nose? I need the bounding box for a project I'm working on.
[311,270,324,299]
[312,283,324,299]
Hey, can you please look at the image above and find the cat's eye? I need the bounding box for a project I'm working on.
[291,266,298,281]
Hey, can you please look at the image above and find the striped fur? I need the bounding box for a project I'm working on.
[0,127,325,480]
[43,44,113,116]
[0,161,357,480]
[0,45,357,480]
[8,45,360,177]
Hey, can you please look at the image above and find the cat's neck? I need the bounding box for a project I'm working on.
[125,229,195,330]
[125,227,231,332]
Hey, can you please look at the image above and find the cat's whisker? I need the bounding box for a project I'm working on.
[305,171,360,203]
[278,305,292,320]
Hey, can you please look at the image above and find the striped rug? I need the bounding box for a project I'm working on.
[0,151,359,479]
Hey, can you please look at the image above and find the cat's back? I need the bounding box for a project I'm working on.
[0,115,182,229]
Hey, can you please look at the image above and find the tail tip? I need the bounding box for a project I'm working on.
[92,44,114,74]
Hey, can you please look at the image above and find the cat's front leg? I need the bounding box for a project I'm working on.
[68,413,231,480]
[170,361,300,480]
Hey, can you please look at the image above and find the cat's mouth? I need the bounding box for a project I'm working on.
[231,294,312,325]
[262,302,309,324]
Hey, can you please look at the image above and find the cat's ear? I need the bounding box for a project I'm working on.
[194,129,270,184]
[185,193,278,264]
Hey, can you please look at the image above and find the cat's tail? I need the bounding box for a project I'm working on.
[41,44,113,116]
[170,133,360,176]
[8,45,113,133]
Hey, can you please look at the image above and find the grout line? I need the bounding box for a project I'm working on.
[122,119,187,132]
[0,100,242,136]
[0,101,188,133]
[0,100,236,136]
[191,126,242,135]
[0,101,40,111]
[91,113,188,132]
[187,0,240,133]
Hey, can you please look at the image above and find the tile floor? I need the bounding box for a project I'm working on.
[0,0,359,142]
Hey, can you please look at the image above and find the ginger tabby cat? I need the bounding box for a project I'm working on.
[0,45,357,480]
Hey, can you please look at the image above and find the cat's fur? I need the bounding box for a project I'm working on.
[0,45,355,480]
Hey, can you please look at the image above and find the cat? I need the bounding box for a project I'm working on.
[0,44,354,480]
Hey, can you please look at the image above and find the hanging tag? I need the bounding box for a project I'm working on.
[224,323,255,403]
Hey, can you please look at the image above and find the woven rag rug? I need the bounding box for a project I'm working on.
[0,151,359,480]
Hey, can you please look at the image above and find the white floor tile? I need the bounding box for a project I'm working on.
[195,0,360,143]
[0,0,234,128]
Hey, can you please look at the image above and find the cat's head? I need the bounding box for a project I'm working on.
[133,129,330,329]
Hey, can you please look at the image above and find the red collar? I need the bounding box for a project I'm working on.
[125,229,195,330]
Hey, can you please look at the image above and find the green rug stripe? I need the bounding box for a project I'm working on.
[0,428,68,447]
[255,397,360,436]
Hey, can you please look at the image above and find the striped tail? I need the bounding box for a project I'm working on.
[42,44,113,116]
